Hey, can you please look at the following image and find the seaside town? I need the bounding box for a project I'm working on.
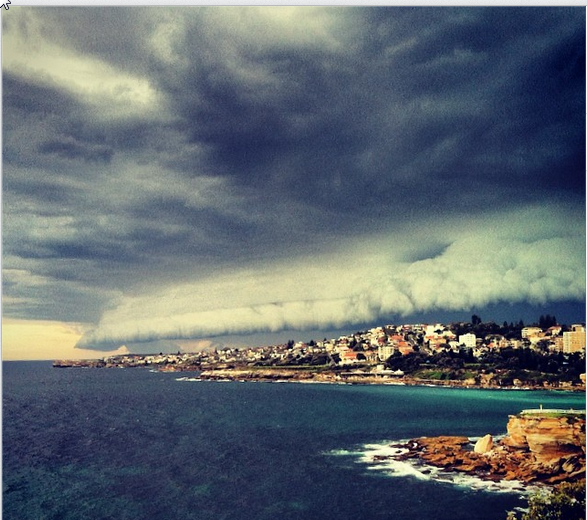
[55,316,586,390]
[52,315,587,515]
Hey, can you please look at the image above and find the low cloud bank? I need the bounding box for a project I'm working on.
[77,209,585,350]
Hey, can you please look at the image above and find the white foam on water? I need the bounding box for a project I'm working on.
[329,440,541,496]
[328,448,363,457]
[448,471,533,495]
[360,442,410,458]
[367,459,432,481]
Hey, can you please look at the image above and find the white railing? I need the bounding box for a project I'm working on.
[520,408,585,416]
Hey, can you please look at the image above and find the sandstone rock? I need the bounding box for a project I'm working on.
[416,436,470,451]
[454,458,490,473]
[474,434,494,454]
[504,470,519,481]
[504,413,586,464]
[502,415,528,449]
[386,411,585,486]
[561,455,585,475]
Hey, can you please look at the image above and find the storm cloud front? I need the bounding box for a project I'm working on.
[2,7,585,354]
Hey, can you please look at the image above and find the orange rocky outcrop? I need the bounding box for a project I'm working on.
[388,410,585,485]
[502,412,586,464]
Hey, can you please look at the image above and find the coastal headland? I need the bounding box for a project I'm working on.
[54,317,586,392]
[52,318,586,492]
[377,409,586,486]
[51,360,586,392]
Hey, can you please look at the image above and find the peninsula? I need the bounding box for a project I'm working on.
[378,408,586,486]
[54,317,586,391]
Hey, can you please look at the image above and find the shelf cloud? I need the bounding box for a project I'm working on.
[3,7,585,355]
[76,206,585,350]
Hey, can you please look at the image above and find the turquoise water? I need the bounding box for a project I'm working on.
[3,361,585,520]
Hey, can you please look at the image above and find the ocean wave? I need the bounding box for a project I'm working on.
[328,440,539,496]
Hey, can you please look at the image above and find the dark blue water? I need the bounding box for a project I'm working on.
[3,362,585,520]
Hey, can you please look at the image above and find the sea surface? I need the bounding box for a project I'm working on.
[3,361,585,520]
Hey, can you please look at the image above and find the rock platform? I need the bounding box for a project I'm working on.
[386,411,585,485]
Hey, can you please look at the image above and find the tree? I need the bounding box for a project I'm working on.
[539,315,558,329]
[472,314,482,325]
[506,481,585,520]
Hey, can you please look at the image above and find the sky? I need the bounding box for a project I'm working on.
[2,6,585,360]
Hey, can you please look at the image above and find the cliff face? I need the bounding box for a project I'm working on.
[388,410,585,485]
[503,413,586,465]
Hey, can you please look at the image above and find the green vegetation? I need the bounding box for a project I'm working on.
[519,411,586,420]
[506,481,585,520]
[412,369,446,380]
[411,368,479,381]
[384,348,585,387]
[250,365,331,371]
[71,315,584,390]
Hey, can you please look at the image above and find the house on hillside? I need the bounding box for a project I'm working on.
[340,351,362,365]
[521,327,542,339]
[563,329,586,354]
[458,333,476,348]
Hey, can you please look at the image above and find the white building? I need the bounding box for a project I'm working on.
[378,344,395,361]
[425,324,444,337]
[563,330,586,354]
[458,333,476,348]
[521,327,542,339]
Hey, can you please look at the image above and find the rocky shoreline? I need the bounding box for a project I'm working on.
[195,367,586,392]
[52,358,586,392]
[375,410,585,486]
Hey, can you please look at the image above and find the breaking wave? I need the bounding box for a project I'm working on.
[327,440,539,496]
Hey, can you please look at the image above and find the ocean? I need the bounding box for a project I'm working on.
[3,361,585,520]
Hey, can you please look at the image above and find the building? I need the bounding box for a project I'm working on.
[340,351,361,365]
[521,327,542,339]
[562,330,586,354]
[378,344,395,361]
[546,326,562,336]
[397,342,413,355]
[458,333,476,348]
[552,336,564,352]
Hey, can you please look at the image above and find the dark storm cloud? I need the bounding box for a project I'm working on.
[3,278,117,324]
[33,7,155,74]
[3,73,82,169]
[159,7,584,215]
[2,6,584,349]
[38,139,113,164]
[2,72,76,116]
[3,173,78,206]
[3,72,156,170]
